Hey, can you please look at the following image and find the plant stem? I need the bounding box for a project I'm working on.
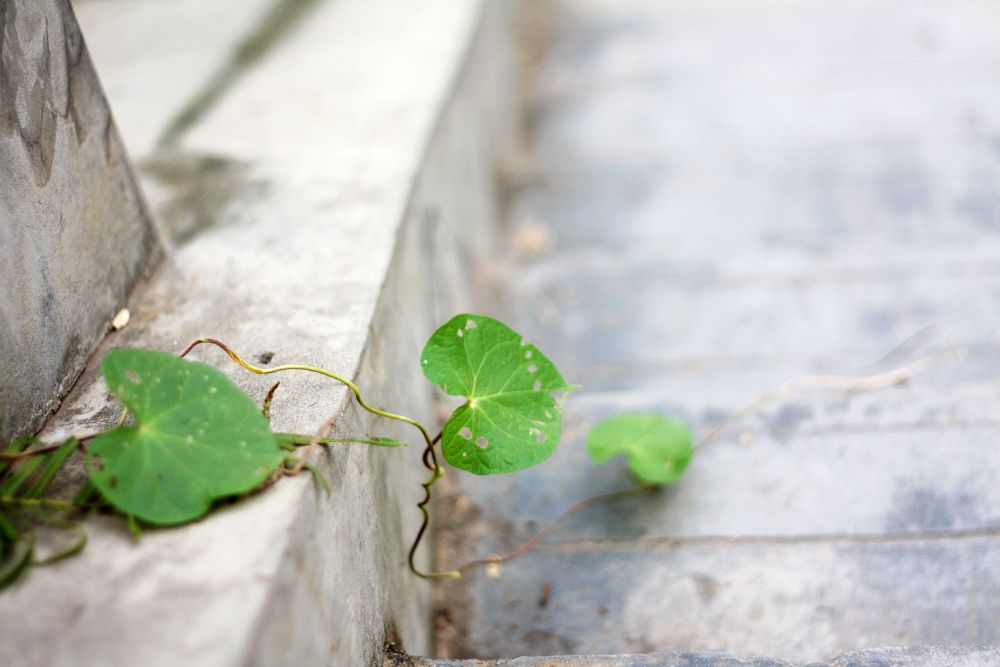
[179,337,457,579]
[180,337,436,448]
[408,429,458,579]
[0,497,75,511]
[694,347,966,452]
[0,443,63,461]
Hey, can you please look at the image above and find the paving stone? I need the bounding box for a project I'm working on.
[400,646,1000,667]
[505,273,1000,371]
[507,143,1000,269]
[529,0,1000,97]
[525,0,1000,164]
[440,538,1000,662]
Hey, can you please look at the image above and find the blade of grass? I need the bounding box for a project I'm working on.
[26,438,78,499]
[0,535,33,590]
[0,456,45,497]
[0,436,38,475]
[33,524,87,566]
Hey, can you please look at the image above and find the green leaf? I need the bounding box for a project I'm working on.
[586,413,693,485]
[421,314,575,475]
[87,349,284,526]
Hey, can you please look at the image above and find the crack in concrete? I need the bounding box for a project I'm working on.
[156,0,324,148]
[532,526,1000,553]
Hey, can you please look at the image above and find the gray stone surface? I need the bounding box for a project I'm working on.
[436,0,1000,662]
[0,0,159,443]
[396,646,1000,667]
[72,0,278,157]
[442,538,1000,660]
[0,1,516,665]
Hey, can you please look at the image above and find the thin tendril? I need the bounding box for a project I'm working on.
[179,337,458,579]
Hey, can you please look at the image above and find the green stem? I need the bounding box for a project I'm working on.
[180,337,458,579]
[33,524,88,566]
[0,497,75,511]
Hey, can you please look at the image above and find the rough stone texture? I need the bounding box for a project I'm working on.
[0,1,516,665]
[436,0,1000,663]
[0,0,159,443]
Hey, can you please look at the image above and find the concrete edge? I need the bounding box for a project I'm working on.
[0,1,519,665]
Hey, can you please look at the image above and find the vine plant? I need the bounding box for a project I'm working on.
[0,313,695,589]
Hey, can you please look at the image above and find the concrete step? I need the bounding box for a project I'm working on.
[387,646,1000,667]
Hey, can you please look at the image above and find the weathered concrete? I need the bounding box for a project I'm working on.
[440,538,1000,659]
[436,0,1000,662]
[71,0,279,157]
[0,1,516,665]
[0,0,159,443]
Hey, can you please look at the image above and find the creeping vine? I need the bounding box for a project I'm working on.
[0,311,967,591]
[176,337,456,579]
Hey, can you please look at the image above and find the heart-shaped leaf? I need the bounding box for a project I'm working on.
[421,314,575,474]
[87,349,284,525]
[587,413,693,485]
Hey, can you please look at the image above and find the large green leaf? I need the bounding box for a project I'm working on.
[421,314,575,474]
[587,413,693,485]
[87,349,284,525]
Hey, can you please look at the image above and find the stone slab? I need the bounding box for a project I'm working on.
[504,273,1000,372]
[397,646,1000,667]
[506,143,1000,273]
[441,423,1000,553]
[439,537,1000,662]
[529,0,1000,99]
[525,0,1000,164]
[71,0,279,157]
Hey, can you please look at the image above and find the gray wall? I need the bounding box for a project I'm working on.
[0,0,159,442]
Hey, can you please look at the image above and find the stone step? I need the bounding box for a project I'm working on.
[387,646,1000,667]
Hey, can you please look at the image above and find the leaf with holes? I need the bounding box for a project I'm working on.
[421,314,575,474]
[87,349,284,525]
[586,413,692,485]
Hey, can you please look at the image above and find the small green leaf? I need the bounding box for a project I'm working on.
[421,314,575,475]
[87,349,284,526]
[587,413,693,485]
